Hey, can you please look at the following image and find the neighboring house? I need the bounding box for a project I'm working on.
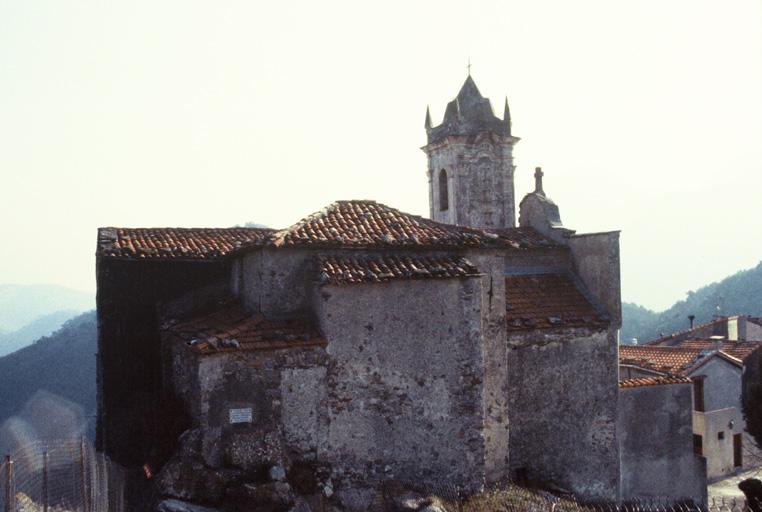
[618,376,707,503]
[619,342,760,480]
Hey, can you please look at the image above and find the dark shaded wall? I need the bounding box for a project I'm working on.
[96,258,230,469]
[618,383,707,503]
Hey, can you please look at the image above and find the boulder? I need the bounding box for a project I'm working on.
[269,464,287,482]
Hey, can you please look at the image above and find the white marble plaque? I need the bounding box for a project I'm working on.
[229,407,253,424]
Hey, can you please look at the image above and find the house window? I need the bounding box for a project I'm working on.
[718,431,725,440]
[692,377,705,412]
[693,434,703,456]
[439,169,449,211]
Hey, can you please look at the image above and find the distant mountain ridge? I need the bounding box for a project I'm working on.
[0,310,97,440]
[0,284,93,331]
[0,309,82,357]
[621,260,762,343]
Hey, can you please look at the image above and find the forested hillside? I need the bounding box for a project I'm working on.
[0,311,97,435]
[621,261,762,343]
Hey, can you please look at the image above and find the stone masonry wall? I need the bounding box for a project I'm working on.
[506,326,620,501]
[314,277,486,505]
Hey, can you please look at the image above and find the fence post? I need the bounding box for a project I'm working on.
[42,451,48,512]
[4,455,12,512]
[80,437,89,512]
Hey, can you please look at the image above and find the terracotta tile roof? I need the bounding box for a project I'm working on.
[97,201,559,260]
[505,273,609,331]
[163,301,325,354]
[670,339,761,362]
[619,376,693,389]
[97,227,275,260]
[273,200,557,249]
[318,254,480,285]
[619,345,743,376]
[645,317,727,346]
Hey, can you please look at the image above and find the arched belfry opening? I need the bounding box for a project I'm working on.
[439,169,449,211]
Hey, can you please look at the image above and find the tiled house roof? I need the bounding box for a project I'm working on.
[671,339,761,362]
[97,200,559,260]
[318,254,480,285]
[505,273,609,331]
[619,376,693,389]
[645,317,727,346]
[97,227,275,260]
[619,345,743,376]
[163,301,325,354]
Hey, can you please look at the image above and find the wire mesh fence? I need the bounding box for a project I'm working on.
[0,438,124,512]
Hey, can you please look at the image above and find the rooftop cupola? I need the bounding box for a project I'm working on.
[422,75,520,229]
[519,167,575,243]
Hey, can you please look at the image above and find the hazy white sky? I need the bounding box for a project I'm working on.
[0,1,760,311]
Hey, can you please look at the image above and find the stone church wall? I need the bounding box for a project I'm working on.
[313,276,487,506]
[506,326,620,501]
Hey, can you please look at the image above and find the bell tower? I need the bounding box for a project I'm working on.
[422,76,520,229]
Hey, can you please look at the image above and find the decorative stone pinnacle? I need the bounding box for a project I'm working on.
[534,167,544,195]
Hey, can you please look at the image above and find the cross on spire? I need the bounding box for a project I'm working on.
[467,58,472,76]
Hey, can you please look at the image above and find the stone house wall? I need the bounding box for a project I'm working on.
[618,383,707,503]
[506,326,620,501]
[313,276,487,502]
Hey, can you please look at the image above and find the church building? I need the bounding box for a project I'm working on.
[96,76,624,510]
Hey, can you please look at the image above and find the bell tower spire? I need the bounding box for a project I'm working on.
[422,75,520,229]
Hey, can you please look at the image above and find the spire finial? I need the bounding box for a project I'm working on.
[467,58,472,76]
[534,167,544,195]
[503,96,512,134]
[425,105,433,130]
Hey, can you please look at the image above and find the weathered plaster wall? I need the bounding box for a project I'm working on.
[567,232,621,328]
[618,383,707,504]
[314,277,487,501]
[506,327,620,501]
[425,134,516,229]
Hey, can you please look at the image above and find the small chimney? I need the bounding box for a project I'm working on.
[534,167,544,195]
[688,315,695,329]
